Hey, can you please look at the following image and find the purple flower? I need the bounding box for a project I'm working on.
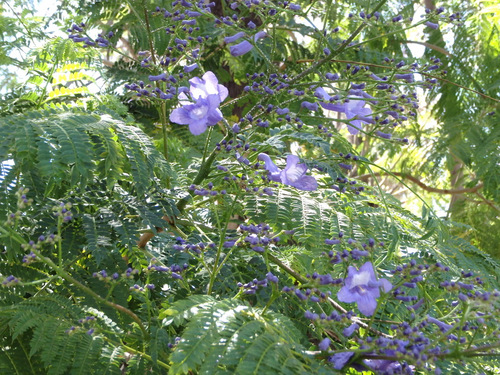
[427,316,453,332]
[318,338,331,351]
[148,73,168,81]
[425,21,439,29]
[376,131,392,139]
[394,73,414,83]
[258,153,318,191]
[224,31,245,43]
[364,358,405,373]
[183,63,198,72]
[343,323,359,337]
[315,88,373,135]
[170,71,228,135]
[301,101,318,111]
[329,352,355,370]
[337,261,392,316]
[230,41,253,56]
[228,31,267,57]
[325,72,339,80]
[341,97,373,135]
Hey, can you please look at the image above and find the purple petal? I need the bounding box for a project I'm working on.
[190,71,226,101]
[329,352,354,370]
[258,153,280,173]
[343,323,359,337]
[318,338,331,351]
[188,119,208,135]
[301,101,318,111]
[230,40,254,56]
[337,285,358,304]
[346,121,362,135]
[380,278,393,293]
[355,292,378,316]
[281,155,306,183]
[253,31,267,41]
[289,175,318,191]
[169,107,192,125]
[205,107,223,126]
[320,101,346,113]
[184,63,198,73]
[358,261,376,279]
[314,87,330,100]
[224,31,246,43]
[258,153,282,182]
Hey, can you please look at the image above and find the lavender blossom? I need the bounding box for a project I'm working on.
[170,71,228,135]
[258,153,318,191]
[228,31,267,57]
[329,352,355,370]
[318,338,331,351]
[224,31,246,43]
[425,21,439,29]
[337,261,392,316]
[315,88,373,134]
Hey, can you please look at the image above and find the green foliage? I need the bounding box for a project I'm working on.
[0,0,499,374]
[163,296,328,375]
[0,106,175,195]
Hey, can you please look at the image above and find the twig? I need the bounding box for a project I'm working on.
[358,172,483,195]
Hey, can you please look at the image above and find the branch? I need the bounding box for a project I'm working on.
[401,40,451,56]
[358,172,483,195]
[137,134,230,248]
[474,192,500,213]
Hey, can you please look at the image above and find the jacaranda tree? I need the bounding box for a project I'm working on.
[1,0,499,374]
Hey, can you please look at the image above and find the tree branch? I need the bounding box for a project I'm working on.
[358,172,483,195]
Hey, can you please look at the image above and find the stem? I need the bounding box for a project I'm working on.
[207,191,240,295]
[288,0,388,84]
[176,133,230,212]
[142,0,157,65]
[202,126,214,165]
[160,103,169,162]
[57,217,63,267]
[121,343,170,369]
[0,225,148,339]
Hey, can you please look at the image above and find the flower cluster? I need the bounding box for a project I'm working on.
[1,275,20,287]
[67,23,114,48]
[6,188,33,225]
[53,202,73,222]
[170,71,228,135]
[240,222,280,253]
[147,262,189,280]
[66,316,96,336]
[237,272,278,294]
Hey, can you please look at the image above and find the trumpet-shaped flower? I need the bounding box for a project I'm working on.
[227,31,267,57]
[337,261,392,316]
[258,153,317,191]
[170,71,228,135]
[315,87,374,135]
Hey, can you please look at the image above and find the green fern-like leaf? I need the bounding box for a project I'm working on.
[166,297,326,375]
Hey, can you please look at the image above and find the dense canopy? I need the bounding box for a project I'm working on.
[0,0,499,374]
